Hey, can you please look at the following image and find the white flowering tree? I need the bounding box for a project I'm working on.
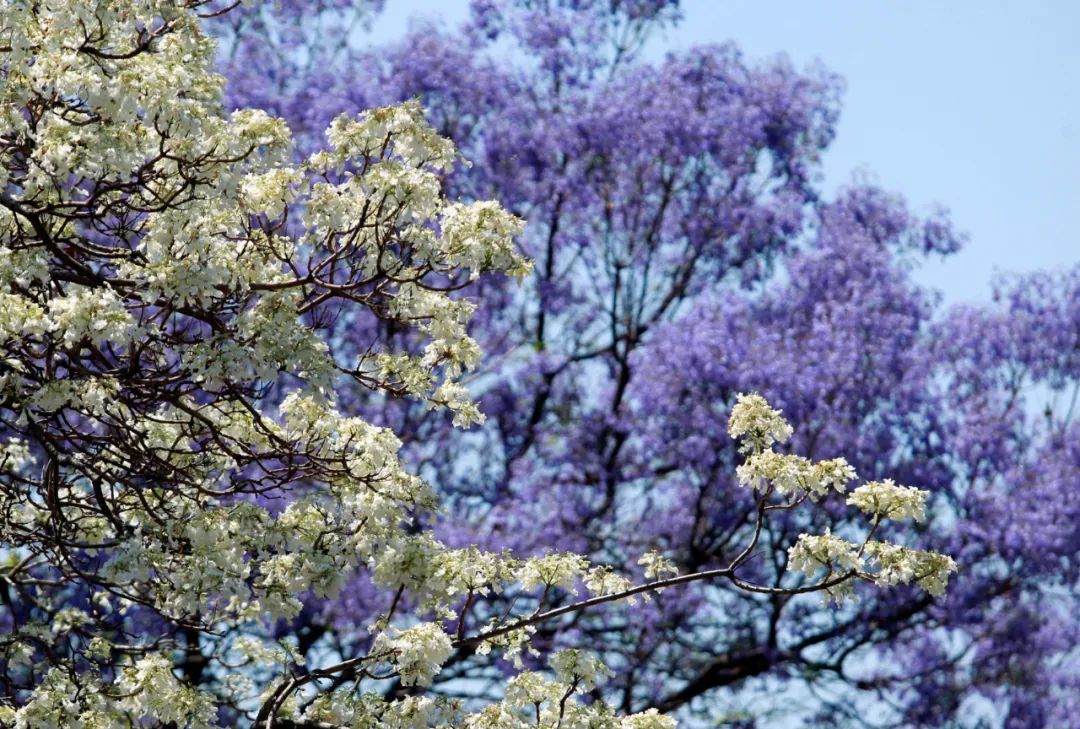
[0,2,955,727]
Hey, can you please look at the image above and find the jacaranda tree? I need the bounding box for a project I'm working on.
[0,1,958,727]
[210,1,1080,727]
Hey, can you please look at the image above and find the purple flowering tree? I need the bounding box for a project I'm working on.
[212,1,1080,726]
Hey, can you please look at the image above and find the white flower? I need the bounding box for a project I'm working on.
[515,552,590,592]
[585,566,636,600]
[117,654,218,728]
[727,392,794,453]
[47,287,135,348]
[622,709,678,729]
[865,542,958,597]
[847,479,929,522]
[0,437,33,475]
[373,624,454,687]
[737,451,856,498]
[549,649,612,690]
[638,550,679,580]
[787,529,864,577]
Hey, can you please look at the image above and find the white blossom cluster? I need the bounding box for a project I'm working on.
[736,449,857,499]
[729,395,956,602]
[864,542,958,597]
[371,624,456,687]
[300,653,674,729]
[729,394,857,499]
[786,530,957,604]
[787,529,864,577]
[727,391,794,453]
[787,530,865,604]
[638,550,680,580]
[0,0,537,723]
[847,479,929,522]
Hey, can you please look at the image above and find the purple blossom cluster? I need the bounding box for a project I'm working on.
[211,1,1080,726]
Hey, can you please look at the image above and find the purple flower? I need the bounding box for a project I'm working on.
[200,1,1080,724]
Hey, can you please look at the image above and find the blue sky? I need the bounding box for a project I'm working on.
[368,1,1079,304]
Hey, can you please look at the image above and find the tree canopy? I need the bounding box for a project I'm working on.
[0,2,963,728]
[205,1,1080,727]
